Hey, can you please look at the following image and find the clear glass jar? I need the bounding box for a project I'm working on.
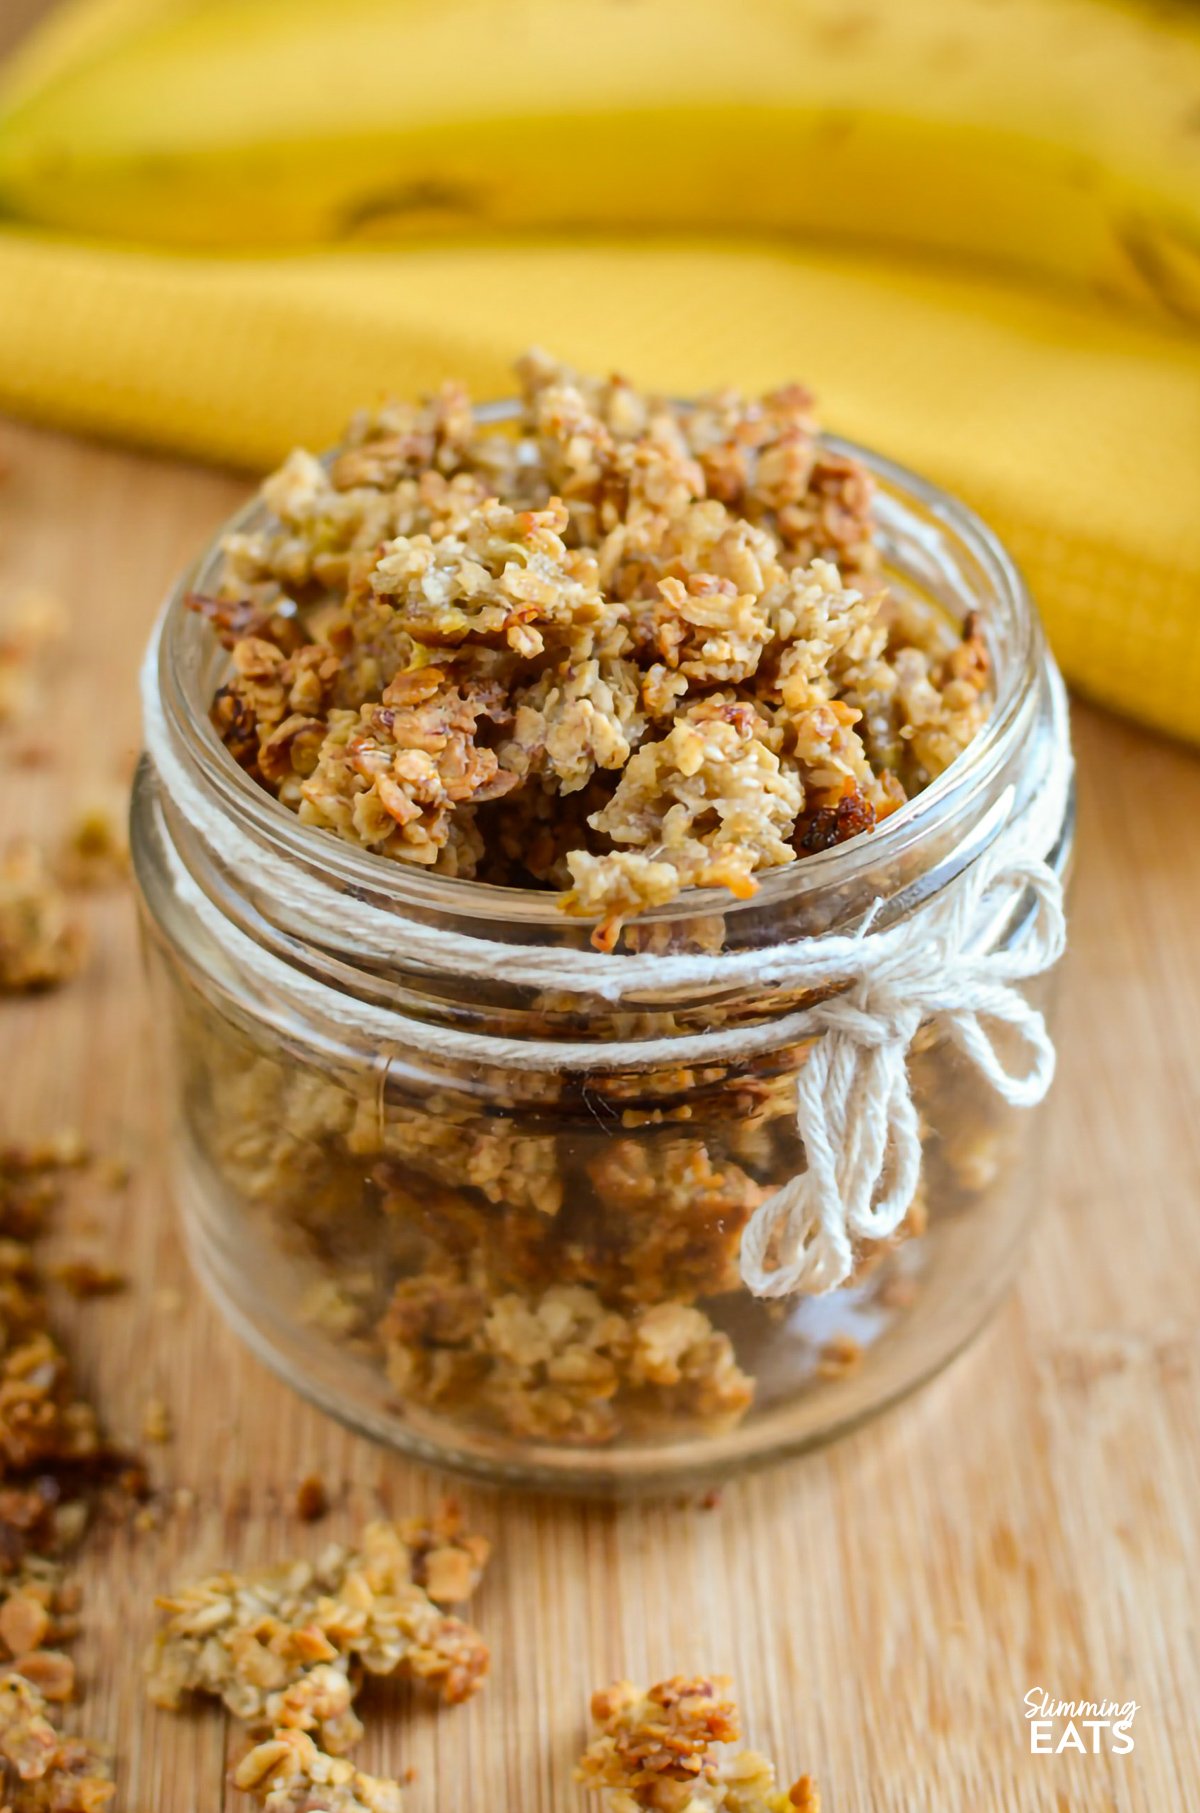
[131,427,1073,1494]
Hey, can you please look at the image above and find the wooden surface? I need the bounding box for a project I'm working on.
[1,411,1199,1813]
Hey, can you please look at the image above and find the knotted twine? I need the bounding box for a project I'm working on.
[142,624,1071,1298]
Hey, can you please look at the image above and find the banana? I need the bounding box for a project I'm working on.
[0,0,1198,322]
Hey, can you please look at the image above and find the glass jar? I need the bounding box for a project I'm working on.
[131,425,1073,1494]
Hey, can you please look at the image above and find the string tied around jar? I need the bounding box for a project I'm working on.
[738,838,1067,1297]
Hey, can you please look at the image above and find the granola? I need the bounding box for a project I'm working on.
[382,1279,753,1448]
[0,1136,122,1580]
[0,845,83,995]
[577,1676,815,1813]
[234,1726,404,1813]
[172,997,956,1454]
[56,801,129,892]
[0,590,68,733]
[0,1670,113,1813]
[199,351,988,948]
[145,1519,489,1748]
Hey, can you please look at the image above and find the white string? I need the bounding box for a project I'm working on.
[142,619,1072,1297]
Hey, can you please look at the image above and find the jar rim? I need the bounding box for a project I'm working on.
[154,407,1044,934]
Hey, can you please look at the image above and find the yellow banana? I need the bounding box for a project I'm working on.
[0,0,1198,322]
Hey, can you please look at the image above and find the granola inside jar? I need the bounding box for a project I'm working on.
[131,371,1072,1491]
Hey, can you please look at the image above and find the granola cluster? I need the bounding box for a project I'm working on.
[0,589,68,733]
[0,1668,113,1813]
[234,1726,405,1813]
[0,1136,112,1577]
[145,1518,490,1751]
[169,997,1002,1454]
[576,1675,817,1813]
[0,1139,124,1809]
[199,351,989,947]
[0,846,83,995]
[382,1278,753,1449]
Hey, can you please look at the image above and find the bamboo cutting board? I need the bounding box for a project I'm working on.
[1,413,1198,1813]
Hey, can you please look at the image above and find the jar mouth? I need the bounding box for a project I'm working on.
[155,408,1042,933]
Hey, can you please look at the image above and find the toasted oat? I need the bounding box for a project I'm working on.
[145,1520,489,1747]
[0,845,84,994]
[577,1676,813,1813]
[234,1725,405,1813]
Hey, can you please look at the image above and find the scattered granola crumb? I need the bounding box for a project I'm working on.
[141,1399,172,1446]
[152,1287,184,1316]
[233,1726,404,1813]
[94,1158,131,1193]
[145,1520,490,1747]
[0,1668,113,1811]
[57,799,130,892]
[0,588,69,731]
[293,1475,329,1523]
[51,1259,127,1301]
[815,1331,863,1379]
[2,1131,88,1177]
[399,1501,490,1605]
[577,1675,814,1812]
[0,843,84,994]
[0,1132,133,1584]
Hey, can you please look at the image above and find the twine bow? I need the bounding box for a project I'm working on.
[738,846,1067,1297]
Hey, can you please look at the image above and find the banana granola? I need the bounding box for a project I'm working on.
[0,845,84,995]
[0,1669,114,1813]
[577,1675,816,1813]
[199,350,988,949]
[145,1519,489,1749]
[158,351,1015,1465]
[234,1726,405,1813]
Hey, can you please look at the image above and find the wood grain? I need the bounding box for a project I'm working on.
[0,413,1198,1813]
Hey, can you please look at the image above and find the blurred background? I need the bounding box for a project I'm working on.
[0,0,1197,742]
